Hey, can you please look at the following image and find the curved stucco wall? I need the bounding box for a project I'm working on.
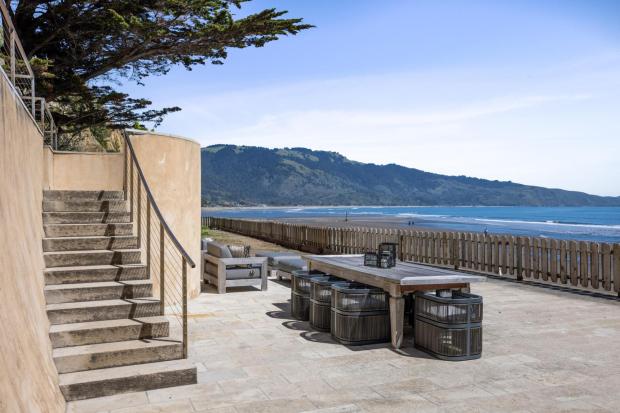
[0,74,65,411]
[129,132,201,299]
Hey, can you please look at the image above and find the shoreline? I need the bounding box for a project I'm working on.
[202,204,620,210]
[273,216,439,232]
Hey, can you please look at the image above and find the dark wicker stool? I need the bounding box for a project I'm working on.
[414,291,483,361]
[291,270,325,321]
[330,282,390,345]
[309,276,343,331]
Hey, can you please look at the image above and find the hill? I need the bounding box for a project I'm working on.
[201,145,620,207]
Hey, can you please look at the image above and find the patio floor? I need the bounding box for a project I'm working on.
[68,236,620,413]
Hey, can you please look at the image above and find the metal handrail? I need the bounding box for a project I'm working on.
[0,0,58,147]
[123,130,196,268]
[0,0,34,95]
[122,129,195,357]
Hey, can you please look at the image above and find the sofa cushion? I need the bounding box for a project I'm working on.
[277,257,307,273]
[228,244,250,258]
[255,250,300,266]
[207,241,232,258]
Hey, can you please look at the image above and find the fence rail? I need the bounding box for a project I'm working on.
[0,0,58,147]
[203,217,620,295]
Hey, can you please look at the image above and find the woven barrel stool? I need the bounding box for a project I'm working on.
[330,282,390,345]
[291,270,325,320]
[309,276,343,331]
[414,291,483,360]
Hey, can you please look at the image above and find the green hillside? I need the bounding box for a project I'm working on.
[201,145,620,207]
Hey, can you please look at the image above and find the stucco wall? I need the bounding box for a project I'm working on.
[0,74,65,412]
[129,132,201,299]
[43,146,54,189]
[50,150,124,190]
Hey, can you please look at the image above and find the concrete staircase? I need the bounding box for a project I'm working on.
[43,190,197,401]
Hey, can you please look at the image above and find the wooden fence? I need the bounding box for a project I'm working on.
[202,217,620,295]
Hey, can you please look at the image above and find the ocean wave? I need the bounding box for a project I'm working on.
[472,218,620,229]
[396,213,447,219]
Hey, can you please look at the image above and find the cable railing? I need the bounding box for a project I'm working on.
[123,130,196,357]
[0,0,58,147]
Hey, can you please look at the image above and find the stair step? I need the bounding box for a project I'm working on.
[45,264,148,285]
[44,249,141,268]
[45,280,153,304]
[44,190,124,202]
[44,223,133,237]
[43,235,138,252]
[43,212,131,224]
[44,200,127,213]
[50,317,169,348]
[59,359,197,401]
[53,339,183,373]
[47,298,161,324]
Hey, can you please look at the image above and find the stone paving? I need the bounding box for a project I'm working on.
[68,250,620,412]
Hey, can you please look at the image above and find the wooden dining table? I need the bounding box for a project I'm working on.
[304,254,486,349]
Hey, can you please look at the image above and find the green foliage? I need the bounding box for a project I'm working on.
[201,226,210,237]
[201,145,620,207]
[11,1,312,133]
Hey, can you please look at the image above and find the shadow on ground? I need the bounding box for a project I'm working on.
[269,299,431,358]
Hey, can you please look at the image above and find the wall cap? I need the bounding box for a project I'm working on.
[126,129,200,146]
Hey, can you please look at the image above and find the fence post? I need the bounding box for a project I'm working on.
[613,244,620,296]
[516,237,523,280]
[452,233,458,270]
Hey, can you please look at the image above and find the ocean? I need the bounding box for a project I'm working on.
[202,206,620,243]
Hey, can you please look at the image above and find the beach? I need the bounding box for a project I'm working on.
[202,205,620,243]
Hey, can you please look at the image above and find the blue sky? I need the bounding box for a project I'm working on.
[120,0,620,196]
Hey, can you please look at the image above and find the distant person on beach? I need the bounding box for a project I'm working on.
[483,228,488,235]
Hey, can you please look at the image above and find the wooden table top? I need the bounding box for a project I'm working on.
[304,254,486,289]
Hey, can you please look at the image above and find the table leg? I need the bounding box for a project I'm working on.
[389,296,405,349]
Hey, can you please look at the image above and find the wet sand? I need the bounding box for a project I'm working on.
[266,215,440,232]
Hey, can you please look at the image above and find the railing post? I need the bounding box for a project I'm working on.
[129,160,134,219]
[146,202,151,277]
[159,222,165,315]
[30,77,35,117]
[182,257,188,359]
[137,179,142,248]
[9,29,16,84]
[123,138,128,200]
